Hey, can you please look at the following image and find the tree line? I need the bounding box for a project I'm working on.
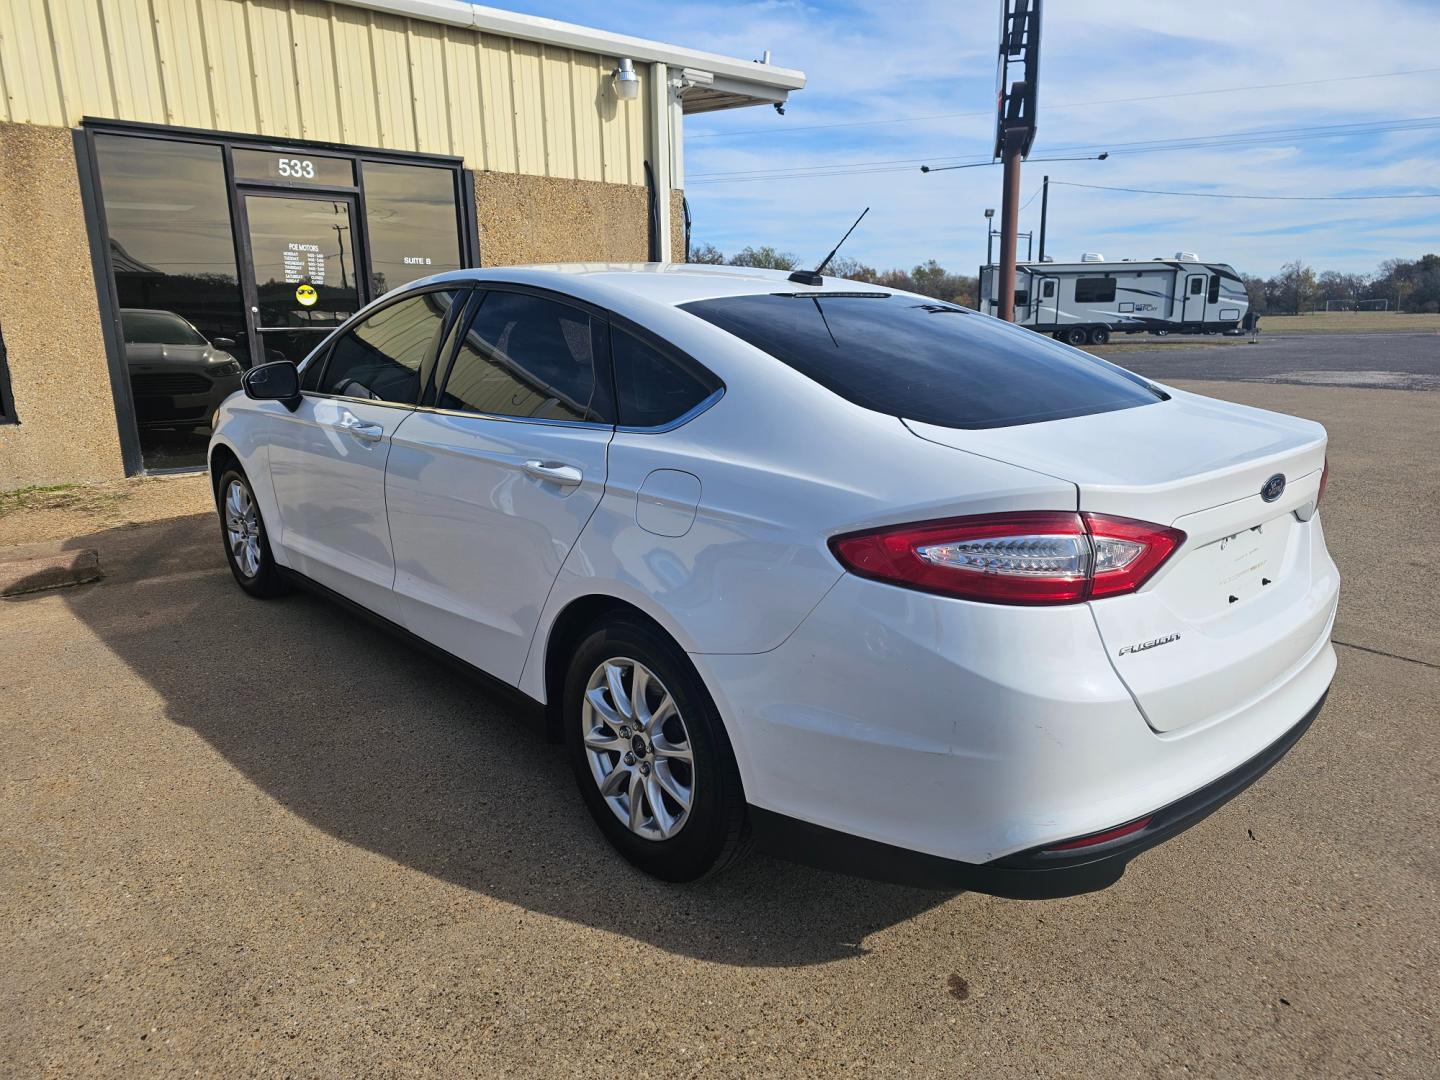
[690,243,1440,316]
[1242,254,1440,314]
[689,243,979,308]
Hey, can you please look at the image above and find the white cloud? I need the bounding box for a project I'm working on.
[507,0,1440,275]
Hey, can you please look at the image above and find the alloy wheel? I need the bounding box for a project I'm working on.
[581,657,695,841]
[223,479,263,579]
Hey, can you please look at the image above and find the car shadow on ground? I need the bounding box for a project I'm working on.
[16,511,954,967]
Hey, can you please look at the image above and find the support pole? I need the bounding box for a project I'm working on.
[997,141,1023,322]
[1037,175,1049,262]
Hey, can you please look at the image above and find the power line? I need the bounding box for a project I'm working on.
[1019,184,1045,211]
[688,66,1440,140]
[687,114,1440,184]
[1050,181,1440,201]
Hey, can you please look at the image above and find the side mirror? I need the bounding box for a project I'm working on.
[211,336,236,350]
[242,361,302,412]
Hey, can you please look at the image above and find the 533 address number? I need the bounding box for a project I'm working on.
[276,158,316,179]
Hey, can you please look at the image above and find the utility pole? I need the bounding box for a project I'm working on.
[1037,175,1049,262]
[994,0,1041,322]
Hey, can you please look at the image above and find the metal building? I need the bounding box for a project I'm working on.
[0,0,803,483]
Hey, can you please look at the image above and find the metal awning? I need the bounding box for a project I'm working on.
[335,0,805,112]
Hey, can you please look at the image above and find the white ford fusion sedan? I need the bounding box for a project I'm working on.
[210,264,1338,897]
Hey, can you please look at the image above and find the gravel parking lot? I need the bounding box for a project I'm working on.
[2,375,1436,1078]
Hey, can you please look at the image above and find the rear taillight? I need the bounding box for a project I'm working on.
[1316,457,1329,508]
[829,511,1184,606]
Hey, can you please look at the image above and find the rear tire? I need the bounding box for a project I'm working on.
[1065,326,1090,346]
[1088,326,1111,345]
[217,468,289,598]
[564,617,750,882]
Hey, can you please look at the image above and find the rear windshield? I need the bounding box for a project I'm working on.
[681,293,1164,429]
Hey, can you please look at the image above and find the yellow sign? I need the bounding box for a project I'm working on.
[295,283,318,307]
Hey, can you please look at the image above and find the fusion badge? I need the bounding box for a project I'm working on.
[1118,633,1181,657]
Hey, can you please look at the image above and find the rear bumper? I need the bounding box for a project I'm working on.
[751,689,1327,899]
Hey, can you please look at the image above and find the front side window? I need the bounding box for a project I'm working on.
[1074,277,1116,304]
[683,293,1164,430]
[318,291,456,403]
[438,291,608,423]
[611,328,718,428]
[1207,275,1220,303]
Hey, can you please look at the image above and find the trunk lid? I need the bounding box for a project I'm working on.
[906,391,1335,733]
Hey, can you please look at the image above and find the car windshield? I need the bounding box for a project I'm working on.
[121,310,208,346]
[681,293,1165,429]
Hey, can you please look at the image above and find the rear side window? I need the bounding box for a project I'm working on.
[611,328,718,428]
[1074,277,1115,303]
[438,290,609,423]
[319,291,456,404]
[682,293,1164,430]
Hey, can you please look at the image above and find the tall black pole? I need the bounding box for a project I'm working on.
[1037,175,1049,262]
[986,225,994,267]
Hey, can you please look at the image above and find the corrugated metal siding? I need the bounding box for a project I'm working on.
[0,0,650,184]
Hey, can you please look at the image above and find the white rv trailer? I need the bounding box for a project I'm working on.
[977,255,1252,345]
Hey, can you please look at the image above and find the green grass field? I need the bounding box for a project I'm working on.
[1259,311,1440,333]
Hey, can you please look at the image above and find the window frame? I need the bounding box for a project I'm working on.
[429,283,617,430]
[605,313,724,433]
[302,283,470,409]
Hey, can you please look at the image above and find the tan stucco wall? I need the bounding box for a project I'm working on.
[670,190,687,262]
[473,171,651,266]
[0,122,125,489]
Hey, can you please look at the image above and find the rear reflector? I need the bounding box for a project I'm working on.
[1316,457,1330,508]
[830,512,1184,605]
[1044,816,1152,852]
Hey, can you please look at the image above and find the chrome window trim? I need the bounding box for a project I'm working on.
[614,387,726,434]
[299,390,417,412]
[410,403,613,431]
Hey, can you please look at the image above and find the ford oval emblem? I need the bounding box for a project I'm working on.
[1261,473,1286,502]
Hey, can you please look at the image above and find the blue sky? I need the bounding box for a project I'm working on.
[484,0,1440,277]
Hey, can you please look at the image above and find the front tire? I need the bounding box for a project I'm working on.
[218,468,288,598]
[564,617,750,882]
[1088,326,1111,345]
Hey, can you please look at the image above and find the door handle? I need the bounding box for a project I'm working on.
[522,460,583,487]
[341,417,384,442]
[348,423,384,443]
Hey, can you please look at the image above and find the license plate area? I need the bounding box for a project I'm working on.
[1169,512,1295,618]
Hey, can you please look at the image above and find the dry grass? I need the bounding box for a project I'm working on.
[0,474,212,548]
[1259,311,1440,333]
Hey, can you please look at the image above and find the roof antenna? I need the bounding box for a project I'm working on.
[788,207,869,286]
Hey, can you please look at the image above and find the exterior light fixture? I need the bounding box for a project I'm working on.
[613,58,640,101]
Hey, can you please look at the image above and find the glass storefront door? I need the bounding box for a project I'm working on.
[241,192,363,367]
[88,125,471,472]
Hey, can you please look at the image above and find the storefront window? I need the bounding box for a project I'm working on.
[363,162,463,295]
[95,134,248,470]
[90,127,469,472]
